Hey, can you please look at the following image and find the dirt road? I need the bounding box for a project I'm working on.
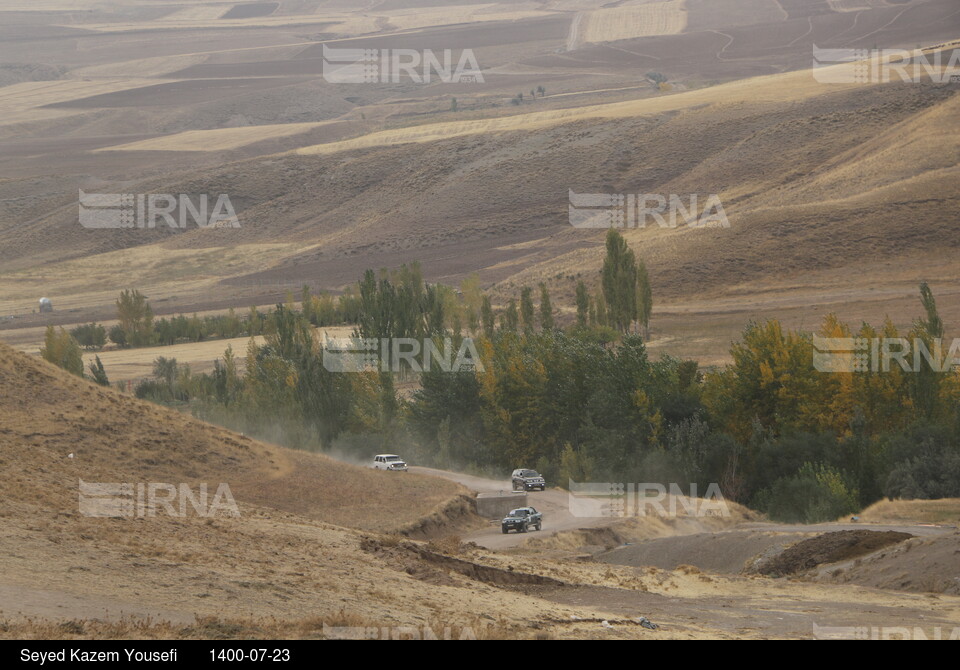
[410,466,617,550]
[411,467,957,554]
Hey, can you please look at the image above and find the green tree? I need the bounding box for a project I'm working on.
[153,356,179,398]
[115,289,154,347]
[539,283,555,331]
[756,463,859,524]
[70,323,106,350]
[212,345,241,406]
[40,326,84,377]
[460,273,483,335]
[595,289,608,327]
[910,282,945,419]
[108,324,127,348]
[248,306,264,335]
[559,443,593,488]
[295,345,353,450]
[575,280,589,328]
[636,257,652,339]
[601,229,638,333]
[88,355,110,386]
[520,287,535,334]
[480,295,495,338]
[502,299,519,332]
[301,285,314,323]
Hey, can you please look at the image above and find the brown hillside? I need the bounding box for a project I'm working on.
[0,342,466,533]
[2,349,959,639]
[0,341,578,631]
[5,83,957,294]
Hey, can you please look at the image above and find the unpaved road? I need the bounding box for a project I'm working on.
[410,467,616,550]
[412,467,957,553]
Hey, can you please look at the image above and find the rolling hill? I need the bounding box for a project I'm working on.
[0,1,957,362]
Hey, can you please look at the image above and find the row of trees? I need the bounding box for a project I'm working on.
[67,230,650,355]
[69,287,362,351]
[146,279,960,524]
[38,231,960,522]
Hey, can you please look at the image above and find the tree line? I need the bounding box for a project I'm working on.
[37,230,960,522]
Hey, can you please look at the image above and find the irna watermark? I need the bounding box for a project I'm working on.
[322,337,484,373]
[322,624,478,640]
[322,46,484,84]
[567,481,729,518]
[79,190,239,229]
[813,336,960,373]
[568,191,730,229]
[812,45,960,84]
[78,480,240,518]
[813,623,960,640]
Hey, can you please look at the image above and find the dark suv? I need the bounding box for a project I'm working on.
[512,469,546,492]
[501,507,542,534]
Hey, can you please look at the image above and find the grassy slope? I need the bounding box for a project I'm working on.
[0,341,465,532]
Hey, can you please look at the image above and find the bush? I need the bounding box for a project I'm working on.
[134,379,171,402]
[88,355,110,386]
[40,326,84,377]
[69,323,106,350]
[109,324,128,348]
[884,448,960,499]
[756,463,859,523]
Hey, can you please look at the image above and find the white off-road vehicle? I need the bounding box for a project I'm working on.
[372,454,408,471]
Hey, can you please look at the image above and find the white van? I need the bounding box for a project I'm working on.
[371,454,408,471]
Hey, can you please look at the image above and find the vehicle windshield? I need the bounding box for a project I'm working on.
[385,456,402,461]
[507,510,528,517]
[521,470,539,477]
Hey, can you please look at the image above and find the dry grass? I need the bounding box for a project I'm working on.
[381,6,551,31]
[855,499,960,526]
[68,327,352,382]
[0,342,558,631]
[582,0,688,43]
[161,5,229,22]
[57,2,548,37]
[295,64,865,156]
[0,242,302,316]
[232,449,473,535]
[293,41,957,157]
[1,344,959,638]
[73,16,344,33]
[100,122,339,153]
[0,612,512,640]
[73,55,210,79]
[774,88,960,205]
[0,341,462,533]
[75,335,267,382]
[0,79,167,127]
[0,0,102,10]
